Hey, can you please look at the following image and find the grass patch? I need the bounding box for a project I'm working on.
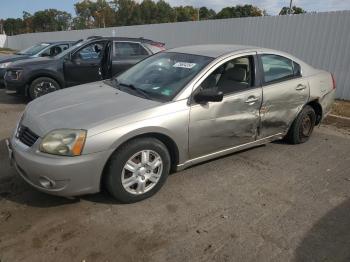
[331,100,350,118]
[0,47,16,54]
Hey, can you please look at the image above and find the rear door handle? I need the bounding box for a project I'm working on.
[245,96,259,104]
[296,84,307,91]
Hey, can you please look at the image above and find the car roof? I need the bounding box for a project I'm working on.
[166,44,259,58]
[40,41,76,45]
[87,36,163,44]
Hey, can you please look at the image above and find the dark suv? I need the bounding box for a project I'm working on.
[4,37,165,99]
[0,41,75,87]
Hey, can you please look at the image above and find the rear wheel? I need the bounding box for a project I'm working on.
[285,105,316,144]
[105,137,171,203]
[29,77,60,100]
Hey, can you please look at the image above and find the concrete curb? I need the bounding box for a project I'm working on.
[324,114,350,129]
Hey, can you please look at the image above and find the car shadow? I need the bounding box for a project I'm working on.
[294,199,350,262]
[0,89,28,105]
[0,138,79,208]
[1,143,269,207]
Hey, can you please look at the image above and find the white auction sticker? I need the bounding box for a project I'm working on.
[173,62,196,69]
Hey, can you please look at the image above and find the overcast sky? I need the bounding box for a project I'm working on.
[1,0,349,19]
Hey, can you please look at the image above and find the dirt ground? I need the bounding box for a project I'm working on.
[0,89,349,262]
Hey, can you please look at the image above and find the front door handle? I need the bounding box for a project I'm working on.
[245,96,259,104]
[296,84,307,91]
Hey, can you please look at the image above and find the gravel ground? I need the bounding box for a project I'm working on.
[0,89,349,262]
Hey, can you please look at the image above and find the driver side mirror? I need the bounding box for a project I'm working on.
[193,88,223,104]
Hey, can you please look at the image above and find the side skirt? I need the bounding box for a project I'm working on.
[176,133,284,171]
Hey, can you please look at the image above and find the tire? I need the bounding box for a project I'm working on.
[105,137,171,203]
[29,77,60,100]
[285,105,316,144]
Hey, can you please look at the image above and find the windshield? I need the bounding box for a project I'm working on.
[17,43,50,55]
[116,52,214,101]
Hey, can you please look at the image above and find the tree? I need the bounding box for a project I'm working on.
[199,7,216,20]
[139,0,158,24]
[279,6,307,15]
[31,9,71,32]
[174,6,198,22]
[216,4,263,19]
[156,0,176,23]
[111,0,143,26]
[22,11,33,33]
[3,18,24,35]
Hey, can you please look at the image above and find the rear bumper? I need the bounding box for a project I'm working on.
[320,89,336,120]
[8,135,113,197]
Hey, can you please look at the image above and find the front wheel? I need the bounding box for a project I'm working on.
[29,77,60,100]
[105,138,171,203]
[285,105,316,144]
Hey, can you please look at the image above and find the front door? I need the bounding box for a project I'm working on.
[257,53,310,138]
[64,41,107,86]
[189,54,262,159]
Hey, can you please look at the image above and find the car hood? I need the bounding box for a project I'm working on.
[0,54,29,64]
[22,81,162,137]
[8,56,57,68]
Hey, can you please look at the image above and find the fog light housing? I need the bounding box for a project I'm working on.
[38,176,56,189]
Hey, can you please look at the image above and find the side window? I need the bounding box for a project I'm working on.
[58,44,69,51]
[114,42,149,58]
[75,43,104,60]
[261,54,299,83]
[200,56,254,95]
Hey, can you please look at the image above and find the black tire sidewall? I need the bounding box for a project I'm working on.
[288,105,316,144]
[106,138,171,203]
[29,77,60,100]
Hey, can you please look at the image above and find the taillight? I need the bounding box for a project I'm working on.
[331,74,336,90]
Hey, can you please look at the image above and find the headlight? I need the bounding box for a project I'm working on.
[6,69,23,80]
[40,129,87,156]
[0,62,12,68]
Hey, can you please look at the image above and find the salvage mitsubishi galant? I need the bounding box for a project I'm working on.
[6,45,336,203]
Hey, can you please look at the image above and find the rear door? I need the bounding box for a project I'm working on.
[64,41,107,86]
[111,41,150,76]
[257,53,310,138]
[189,53,262,159]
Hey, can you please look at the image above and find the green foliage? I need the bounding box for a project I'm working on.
[0,1,308,35]
[279,6,307,15]
[216,5,263,19]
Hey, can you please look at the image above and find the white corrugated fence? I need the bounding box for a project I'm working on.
[4,11,350,100]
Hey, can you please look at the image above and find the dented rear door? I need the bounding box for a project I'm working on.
[257,53,310,138]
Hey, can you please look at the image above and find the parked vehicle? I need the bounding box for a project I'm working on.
[0,41,75,87]
[6,45,335,203]
[4,36,165,99]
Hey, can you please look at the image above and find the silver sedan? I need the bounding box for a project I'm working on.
[7,45,336,203]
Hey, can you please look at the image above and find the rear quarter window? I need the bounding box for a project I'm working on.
[113,42,149,58]
[261,54,301,84]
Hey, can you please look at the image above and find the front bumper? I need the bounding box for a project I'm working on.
[7,135,113,197]
[0,69,5,86]
[5,79,26,93]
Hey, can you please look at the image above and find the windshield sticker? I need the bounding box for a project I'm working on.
[173,62,196,69]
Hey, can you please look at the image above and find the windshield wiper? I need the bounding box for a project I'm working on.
[117,82,152,100]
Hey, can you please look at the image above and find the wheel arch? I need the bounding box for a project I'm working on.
[306,99,323,125]
[100,131,181,190]
[25,72,65,96]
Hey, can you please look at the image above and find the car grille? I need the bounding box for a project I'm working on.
[17,126,39,147]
